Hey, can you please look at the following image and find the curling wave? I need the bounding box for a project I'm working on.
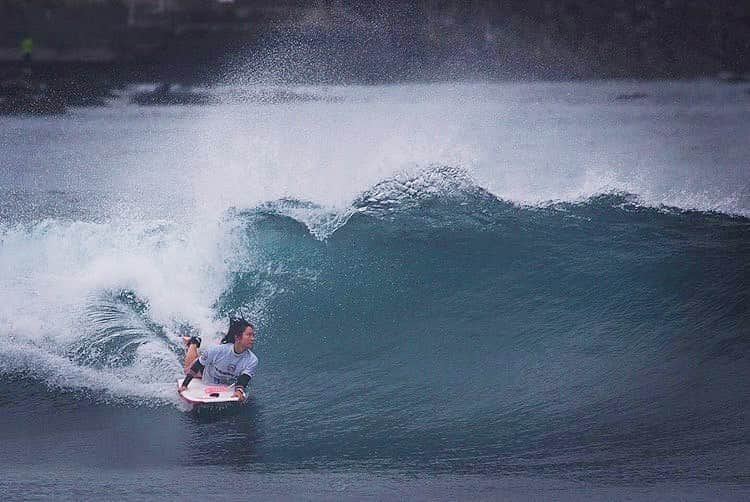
[0,172,748,478]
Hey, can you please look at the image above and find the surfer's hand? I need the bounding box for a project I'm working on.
[179,385,187,393]
[234,388,246,402]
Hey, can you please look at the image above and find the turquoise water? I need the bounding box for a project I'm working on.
[1,81,749,499]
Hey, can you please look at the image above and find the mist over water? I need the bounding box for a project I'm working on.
[1,79,749,496]
[195,81,750,218]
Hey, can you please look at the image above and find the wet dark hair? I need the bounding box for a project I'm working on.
[221,318,254,344]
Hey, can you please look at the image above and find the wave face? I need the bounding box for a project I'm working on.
[216,181,749,478]
[4,176,747,480]
[1,81,749,482]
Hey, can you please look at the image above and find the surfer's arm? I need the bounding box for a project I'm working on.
[233,374,251,401]
[236,373,251,389]
[180,358,205,389]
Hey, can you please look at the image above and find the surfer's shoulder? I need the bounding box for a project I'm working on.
[205,343,230,356]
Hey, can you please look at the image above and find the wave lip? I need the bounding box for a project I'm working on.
[254,165,749,242]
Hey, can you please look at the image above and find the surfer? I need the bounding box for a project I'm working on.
[179,319,258,402]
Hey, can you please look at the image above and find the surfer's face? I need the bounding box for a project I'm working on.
[236,326,255,350]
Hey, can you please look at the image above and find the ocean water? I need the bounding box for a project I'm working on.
[1,80,749,500]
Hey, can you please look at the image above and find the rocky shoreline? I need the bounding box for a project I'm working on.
[0,61,353,115]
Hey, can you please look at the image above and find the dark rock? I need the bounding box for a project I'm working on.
[230,87,341,104]
[717,71,748,83]
[50,77,117,107]
[0,94,67,115]
[613,92,649,101]
[130,83,216,105]
[0,78,66,115]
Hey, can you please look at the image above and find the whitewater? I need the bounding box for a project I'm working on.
[1,80,748,499]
